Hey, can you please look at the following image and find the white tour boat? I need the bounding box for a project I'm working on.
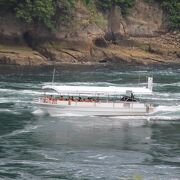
[33,77,154,116]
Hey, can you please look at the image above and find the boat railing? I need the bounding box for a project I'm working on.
[37,97,143,109]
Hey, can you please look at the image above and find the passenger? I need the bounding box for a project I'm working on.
[47,96,51,103]
[71,96,74,101]
[130,92,134,99]
[52,98,57,104]
[43,97,48,103]
[68,99,71,105]
[89,97,93,102]
[60,96,64,101]
[51,97,54,104]
[49,95,53,101]
[78,97,82,102]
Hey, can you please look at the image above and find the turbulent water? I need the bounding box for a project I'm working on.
[0,64,180,180]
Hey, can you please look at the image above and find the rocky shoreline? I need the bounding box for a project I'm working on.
[0,0,179,66]
[0,32,179,66]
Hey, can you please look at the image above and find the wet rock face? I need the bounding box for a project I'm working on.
[0,12,52,46]
[0,5,105,65]
[104,0,164,42]
[0,55,15,65]
[107,6,125,36]
[126,0,164,36]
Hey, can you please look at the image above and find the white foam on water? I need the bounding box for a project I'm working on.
[88,154,110,160]
[140,92,180,98]
[32,109,48,116]
[33,150,59,161]
[155,105,180,112]
[149,116,180,121]
[0,125,42,139]
[141,97,180,101]
[0,108,12,112]
[43,154,59,161]
[0,108,21,115]
[0,88,15,93]
[154,165,180,169]
[156,82,180,87]
[148,105,180,121]
[20,89,43,95]
[132,70,148,73]
[0,88,44,96]
[0,97,21,104]
[110,115,148,120]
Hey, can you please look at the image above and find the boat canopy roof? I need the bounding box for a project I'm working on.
[42,85,152,95]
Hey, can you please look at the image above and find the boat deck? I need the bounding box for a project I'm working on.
[36,99,150,109]
[33,99,153,116]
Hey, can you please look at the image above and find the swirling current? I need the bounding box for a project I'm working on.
[0,65,180,179]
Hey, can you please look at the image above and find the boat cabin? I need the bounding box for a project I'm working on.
[39,77,153,106]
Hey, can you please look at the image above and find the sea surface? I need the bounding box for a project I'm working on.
[0,64,180,180]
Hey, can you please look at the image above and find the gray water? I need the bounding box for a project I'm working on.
[0,65,180,179]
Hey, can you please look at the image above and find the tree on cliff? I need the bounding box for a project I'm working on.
[0,0,75,30]
[158,0,180,30]
[0,0,179,30]
[96,0,179,30]
[145,0,180,30]
[96,0,135,15]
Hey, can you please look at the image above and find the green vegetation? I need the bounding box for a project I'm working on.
[159,0,180,30]
[82,0,107,28]
[96,0,135,15]
[0,0,75,30]
[0,0,135,30]
[0,0,179,30]
[145,0,180,30]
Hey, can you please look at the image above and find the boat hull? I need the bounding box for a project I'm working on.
[32,101,152,116]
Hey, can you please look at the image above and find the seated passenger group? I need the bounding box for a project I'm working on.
[43,95,99,104]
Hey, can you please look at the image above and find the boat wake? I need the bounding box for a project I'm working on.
[149,116,180,121]
[154,105,180,112]
[32,109,49,116]
[145,105,180,121]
